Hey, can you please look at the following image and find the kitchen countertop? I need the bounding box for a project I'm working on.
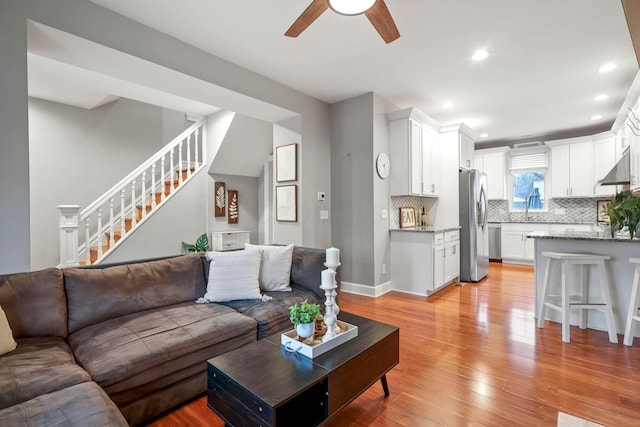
[527,230,639,243]
[489,221,593,225]
[390,226,461,233]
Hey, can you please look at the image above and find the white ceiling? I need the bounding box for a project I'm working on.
[31,0,639,146]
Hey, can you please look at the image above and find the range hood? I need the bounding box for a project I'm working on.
[598,148,630,186]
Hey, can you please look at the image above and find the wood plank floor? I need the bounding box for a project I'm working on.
[148,262,640,426]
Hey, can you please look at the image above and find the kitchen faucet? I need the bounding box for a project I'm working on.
[525,197,531,221]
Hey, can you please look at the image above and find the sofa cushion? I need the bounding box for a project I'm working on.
[0,337,91,410]
[0,305,16,356]
[68,302,257,394]
[64,253,205,334]
[0,268,67,338]
[222,284,323,339]
[0,381,128,427]
[246,243,294,292]
[203,249,263,302]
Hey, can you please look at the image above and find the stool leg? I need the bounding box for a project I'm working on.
[623,266,640,346]
[579,265,588,329]
[597,260,618,344]
[561,260,570,343]
[537,257,553,328]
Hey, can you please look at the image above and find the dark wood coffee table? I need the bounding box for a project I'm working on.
[207,312,399,427]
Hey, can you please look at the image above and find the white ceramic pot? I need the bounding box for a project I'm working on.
[296,322,314,339]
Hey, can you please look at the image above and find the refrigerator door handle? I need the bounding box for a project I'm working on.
[478,186,488,230]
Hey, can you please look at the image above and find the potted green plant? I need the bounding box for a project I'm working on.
[289,300,322,339]
[607,190,640,239]
[181,233,210,252]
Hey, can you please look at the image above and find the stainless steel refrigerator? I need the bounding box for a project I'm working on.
[459,170,489,282]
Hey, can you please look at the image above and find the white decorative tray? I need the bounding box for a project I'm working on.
[280,320,358,359]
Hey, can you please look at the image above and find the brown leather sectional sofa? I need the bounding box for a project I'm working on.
[0,246,331,426]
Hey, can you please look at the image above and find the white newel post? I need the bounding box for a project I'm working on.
[57,205,81,267]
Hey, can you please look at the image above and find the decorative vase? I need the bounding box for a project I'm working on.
[296,322,314,339]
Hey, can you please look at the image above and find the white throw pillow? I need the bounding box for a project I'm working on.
[245,243,294,292]
[204,249,263,302]
[0,305,17,356]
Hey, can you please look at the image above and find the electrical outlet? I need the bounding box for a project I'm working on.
[320,210,329,220]
[554,208,566,215]
[382,263,387,274]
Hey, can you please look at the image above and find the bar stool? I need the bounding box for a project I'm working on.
[623,258,640,346]
[536,251,618,344]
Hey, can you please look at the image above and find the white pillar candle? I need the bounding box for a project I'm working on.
[321,269,335,287]
[326,247,340,266]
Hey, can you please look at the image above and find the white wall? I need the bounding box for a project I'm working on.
[28,97,188,270]
[0,0,332,273]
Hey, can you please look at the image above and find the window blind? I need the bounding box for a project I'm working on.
[510,151,548,170]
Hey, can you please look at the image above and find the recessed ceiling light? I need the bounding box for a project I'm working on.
[479,133,489,138]
[594,94,608,101]
[591,114,603,121]
[442,101,453,109]
[598,63,617,73]
[471,49,489,61]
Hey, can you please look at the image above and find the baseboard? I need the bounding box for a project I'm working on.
[341,281,393,298]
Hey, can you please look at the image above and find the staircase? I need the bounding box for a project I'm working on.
[58,119,206,267]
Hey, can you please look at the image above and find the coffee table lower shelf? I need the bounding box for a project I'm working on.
[207,312,399,427]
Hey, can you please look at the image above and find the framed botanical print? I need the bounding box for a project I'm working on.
[276,143,297,182]
[276,185,297,222]
[215,182,226,217]
[228,190,239,224]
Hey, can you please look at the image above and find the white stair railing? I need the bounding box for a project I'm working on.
[57,118,206,267]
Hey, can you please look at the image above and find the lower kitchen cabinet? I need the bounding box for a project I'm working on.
[391,229,460,296]
[501,224,548,264]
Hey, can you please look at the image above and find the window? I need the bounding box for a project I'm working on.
[509,149,548,211]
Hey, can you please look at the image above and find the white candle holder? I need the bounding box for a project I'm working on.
[320,264,340,342]
[324,261,341,334]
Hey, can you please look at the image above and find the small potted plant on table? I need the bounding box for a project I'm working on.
[289,300,322,340]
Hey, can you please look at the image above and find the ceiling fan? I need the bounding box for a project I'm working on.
[285,0,400,44]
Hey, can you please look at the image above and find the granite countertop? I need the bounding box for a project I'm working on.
[527,230,640,243]
[390,226,461,233]
[489,221,593,225]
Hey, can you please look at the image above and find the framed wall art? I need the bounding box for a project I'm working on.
[276,143,297,182]
[399,207,417,228]
[214,182,226,217]
[276,185,297,222]
[227,190,239,224]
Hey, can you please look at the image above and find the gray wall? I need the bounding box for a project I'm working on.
[28,97,188,269]
[273,124,303,246]
[209,174,260,244]
[330,93,375,287]
[0,0,331,273]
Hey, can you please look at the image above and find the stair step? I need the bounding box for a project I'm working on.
[136,204,152,217]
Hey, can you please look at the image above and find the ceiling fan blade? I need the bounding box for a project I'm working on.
[285,0,330,37]
[365,0,400,44]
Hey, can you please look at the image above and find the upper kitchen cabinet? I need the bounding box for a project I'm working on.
[388,108,441,197]
[592,132,617,197]
[474,148,508,200]
[548,137,593,198]
[627,103,640,190]
[440,124,475,170]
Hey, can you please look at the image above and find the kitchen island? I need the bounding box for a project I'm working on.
[528,230,640,339]
[390,226,461,296]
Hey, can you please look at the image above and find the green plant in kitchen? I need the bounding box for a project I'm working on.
[606,190,640,239]
[289,300,322,326]
[181,233,210,252]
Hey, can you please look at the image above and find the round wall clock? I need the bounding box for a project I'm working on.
[376,152,390,179]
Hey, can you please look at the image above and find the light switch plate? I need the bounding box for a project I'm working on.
[381,209,388,219]
[320,210,329,220]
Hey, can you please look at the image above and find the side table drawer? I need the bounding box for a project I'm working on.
[211,231,250,251]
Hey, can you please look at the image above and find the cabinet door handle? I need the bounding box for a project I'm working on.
[431,184,435,192]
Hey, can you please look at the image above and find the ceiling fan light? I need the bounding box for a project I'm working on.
[329,0,377,16]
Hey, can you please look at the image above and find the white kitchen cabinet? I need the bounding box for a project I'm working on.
[390,229,458,296]
[388,108,440,197]
[439,123,474,171]
[628,106,640,190]
[459,132,475,170]
[501,223,549,264]
[474,148,507,200]
[550,140,593,198]
[211,230,250,251]
[592,134,616,197]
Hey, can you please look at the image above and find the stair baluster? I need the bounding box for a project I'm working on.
[108,198,115,247]
[120,189,126,238]
[160,156,166,202]
[130,180,137,227]
[141,171,147,219]
[178,140,184,185]
[187,134,192,179]
[97,208,103,259]
[194,128,199,170]
[169,150,175,195]
[151,164,157,208]
[85,218,91,265]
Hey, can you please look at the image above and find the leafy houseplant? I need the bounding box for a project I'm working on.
[606,190,640,239]
[181,233,210,252]
[289,300,322,339]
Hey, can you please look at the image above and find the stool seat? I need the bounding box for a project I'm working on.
[623,258,640,346]
[537,251,617,344]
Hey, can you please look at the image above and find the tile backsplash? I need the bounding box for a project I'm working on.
[390,196,434,228]
[487,198,601,224]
